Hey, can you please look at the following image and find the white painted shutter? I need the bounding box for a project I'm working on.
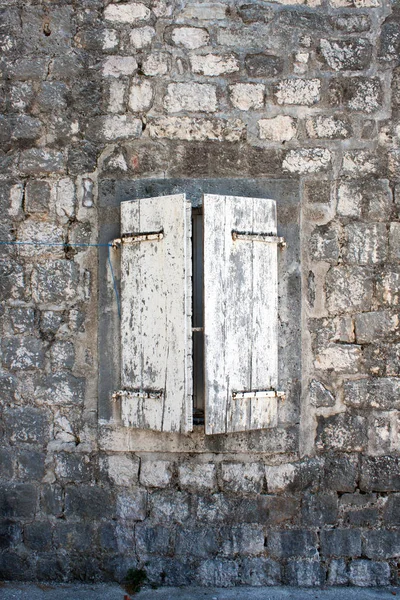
[119,194,192,433]
[204,194,279,435]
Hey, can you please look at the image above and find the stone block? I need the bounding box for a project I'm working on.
[146,557,194,586]
[149,490,190,523]
[87,115,142,142]
[229,83,264,110]
[128,80,153,112]
[346,507,379,527]
[0,260,25,301]
[221,524,264,556]
[304,180,331,205]
[220,462,264,493]
[335,16,370,33]
[117,489,148,521]
[267,531,318,559]
[35,555,68,582]
[36,82,67,112]
[322,454,358,492]
[129,26,155,49]
[142,52,171,77]
[336,179,392,220]
[314,344,362,374]
[104,454,139,487]
[196,493,237,523]
[283,148,331,174]
[19,149,65,175]
[50,341,75,370]
[17,450,46,480]
[5,58,48,81]
[319,38,372,71]
[363,530,400,559]
[103,56,138,77]
[135,523,173,556]
[325,266,373,314]
[240,557,281,586]
[309,380,335,407]
[67,142,97,175]
[40,484,63,516]
[284,560,325,587]
[40,311,64,336]
[320,529,361,557]
[309,223,340,261]
[306,115,351,139]
[176,526,219,558]
[104,3,151,23]
[149,117,245,142]
[356,312,398,344]
[55,177,75,220]
[180,3,227,19]
[140,460,173,488]
[65,485,114,519]
[384,494,400,526]
[35,372,85,406]
[98,523,118,552]
[360,456,400,491]
[344,377,400,410]
[245,53,283,77]
[168,26,209,49]
[390,222,400,260]
[197,559,239,587]
[275,79,321,106]
[327,559,349,585]
[258,116,297,142]
[190,54,239,76]
[164,83,217,113]
[32,260,80,304]
[343,223,387,265]
[0,449,14,480]
[301,493,338,526]
[55,453,94,483]
[335,78,382,113]
[0,483,37,518]
[10,308,35,334]
[17,220,64,260]
[0,520,22,550]
[316,413,367,452]
[379,16,400,61]
[54,522,94,552]
[349,560,391,587]
[0,552,31,581]
[2,337,45,371]
[23,522,52,551]
[178,463,217,492]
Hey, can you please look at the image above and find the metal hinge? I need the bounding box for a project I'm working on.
[112,389,164,401]
[112,230,164,248]
[232,390,286,400]
[232,230,286,247]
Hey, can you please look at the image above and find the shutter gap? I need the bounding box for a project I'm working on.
[192,207,205,425]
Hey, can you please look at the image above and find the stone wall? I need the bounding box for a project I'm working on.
[1,0,400,587]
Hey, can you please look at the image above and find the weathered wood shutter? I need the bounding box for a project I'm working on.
[119,194,192,433]
[203,194,280,434]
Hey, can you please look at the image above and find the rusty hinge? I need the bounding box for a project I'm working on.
[232,390,286,400]
[232,230,286,248]
[112,389,164,402]
[112,230,164,248]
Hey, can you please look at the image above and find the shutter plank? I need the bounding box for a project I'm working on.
[204,194,279,434]
[120,194,192,433]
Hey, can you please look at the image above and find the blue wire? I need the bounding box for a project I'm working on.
[0,239,122,319]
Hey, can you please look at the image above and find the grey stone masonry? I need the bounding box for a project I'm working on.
[1,0,400,589]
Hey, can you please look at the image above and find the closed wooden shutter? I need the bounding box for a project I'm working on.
[119,194,193,433]
[203,194,279,434]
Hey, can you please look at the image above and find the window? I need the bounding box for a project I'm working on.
[113,193,285,435]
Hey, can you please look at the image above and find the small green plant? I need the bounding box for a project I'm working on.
[124,567,147,595]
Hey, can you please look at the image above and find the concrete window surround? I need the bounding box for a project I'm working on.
[98,178,301,454]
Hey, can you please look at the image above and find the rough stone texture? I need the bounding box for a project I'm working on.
[0,0,400,588]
